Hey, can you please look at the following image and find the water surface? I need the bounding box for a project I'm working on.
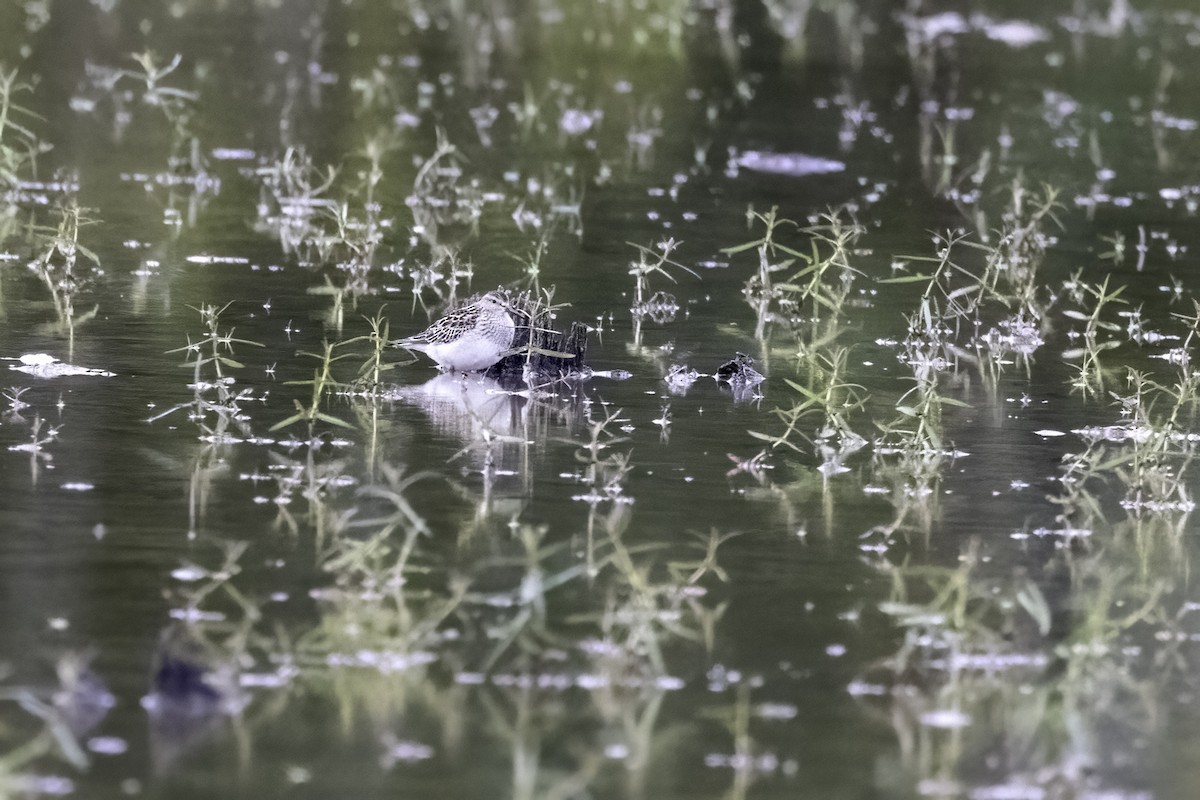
[2,1,1200,798]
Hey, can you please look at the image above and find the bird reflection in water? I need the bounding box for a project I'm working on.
[396,373,527,444]
[391,373,536,525]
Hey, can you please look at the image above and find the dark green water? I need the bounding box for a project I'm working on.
[2,1,1200,798]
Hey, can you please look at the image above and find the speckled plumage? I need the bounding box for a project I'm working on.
[398,292,516,372]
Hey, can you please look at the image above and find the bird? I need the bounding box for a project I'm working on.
[397,291,516,372]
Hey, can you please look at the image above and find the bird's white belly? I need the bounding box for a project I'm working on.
[424,333,507,372]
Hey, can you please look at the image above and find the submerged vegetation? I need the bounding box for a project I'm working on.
[2,0,1200,798]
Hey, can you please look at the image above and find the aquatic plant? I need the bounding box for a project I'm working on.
[1062,273,1126,397]
[882,230,1001,334]
[626,236,696,311]
[342,307,399,398]
[26,201,100,358]
[144,303,266,533]
[150,302,263,431]
[1,386,30,416]
[723,206,865,347]
[750,347,867,461]
[408,127,484,268]
[0,67,46,191]
[125,52,203,178]
[8,414,58,486]
[270,340,355,434]
[255,147,340,260]
[303,130,400,297]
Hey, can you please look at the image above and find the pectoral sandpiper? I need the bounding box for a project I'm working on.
[397,291,516,372]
